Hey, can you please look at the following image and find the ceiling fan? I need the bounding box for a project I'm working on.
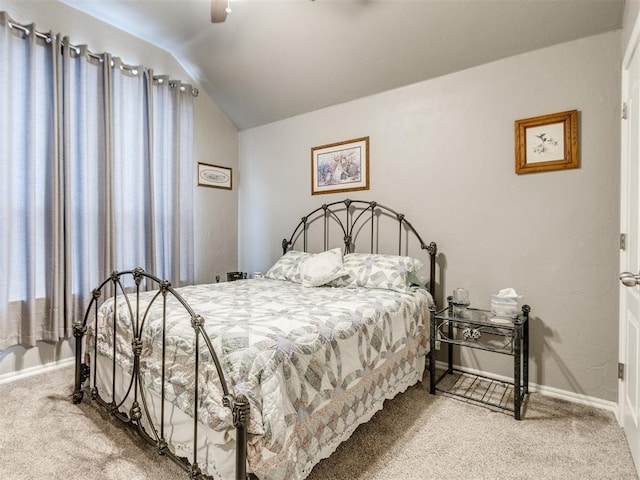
[211,0,315,23]
[210,0,231,23]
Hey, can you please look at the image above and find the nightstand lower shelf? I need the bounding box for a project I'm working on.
[433,368,527,415]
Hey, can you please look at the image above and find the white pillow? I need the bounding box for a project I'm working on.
[299,248,346,287]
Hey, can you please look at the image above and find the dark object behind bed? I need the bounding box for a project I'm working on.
[227,271,247,281]
[72,198,437,480]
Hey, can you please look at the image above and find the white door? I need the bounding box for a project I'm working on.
[620,22,640,473]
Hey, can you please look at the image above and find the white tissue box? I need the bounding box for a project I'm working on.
[491,295,519,317]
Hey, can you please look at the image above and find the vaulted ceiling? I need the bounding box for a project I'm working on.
[58,0,624,130]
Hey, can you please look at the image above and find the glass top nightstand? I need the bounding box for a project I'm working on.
[429,301,530,419]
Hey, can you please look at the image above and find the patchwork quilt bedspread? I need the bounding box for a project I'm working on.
[90,278,431,480]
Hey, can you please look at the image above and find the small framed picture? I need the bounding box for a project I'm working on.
[198,162,232,189]
[515,110,579,174]
[311,136,369,195]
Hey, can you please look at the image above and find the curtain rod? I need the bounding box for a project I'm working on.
[6,16,199,97]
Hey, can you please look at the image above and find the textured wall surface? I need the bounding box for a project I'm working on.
[239,31,622,401]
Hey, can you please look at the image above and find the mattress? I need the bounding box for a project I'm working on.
[88,278,431,480]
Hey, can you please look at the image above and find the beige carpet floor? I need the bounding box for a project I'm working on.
[0,365,637,480]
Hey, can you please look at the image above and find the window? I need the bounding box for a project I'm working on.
[0,13,195,349]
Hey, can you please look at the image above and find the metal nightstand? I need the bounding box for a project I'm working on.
[429,300,530,419]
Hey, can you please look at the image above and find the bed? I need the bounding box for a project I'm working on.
[72,199,438,480]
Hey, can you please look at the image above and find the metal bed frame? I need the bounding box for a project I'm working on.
[282,199,437,297]
[72,198,437,480]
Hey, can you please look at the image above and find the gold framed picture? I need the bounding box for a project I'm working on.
[311,136,370,195]
[515,110,579,174]
[198,162,232,190]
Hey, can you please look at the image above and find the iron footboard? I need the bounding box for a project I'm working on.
[72,268,249,480]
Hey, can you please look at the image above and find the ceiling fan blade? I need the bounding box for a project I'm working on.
[211,0,228,23]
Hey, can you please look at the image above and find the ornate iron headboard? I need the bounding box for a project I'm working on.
[281,199,437,297]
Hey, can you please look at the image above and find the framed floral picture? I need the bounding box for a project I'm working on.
[311,136,370,195]
[515,110,579,174]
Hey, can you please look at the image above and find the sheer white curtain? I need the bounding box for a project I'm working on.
[0,13,195,349]
[111,57,153,273]
[63,43,112,323]
[150,74,194,284]
[109,64,195,282]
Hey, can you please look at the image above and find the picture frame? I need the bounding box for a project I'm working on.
[515,109,579,174]
[198,162,232,190]
[311,136,370,195]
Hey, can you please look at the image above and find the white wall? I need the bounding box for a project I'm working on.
[0,0,239,378]
[623,0,640,51]
[239,31,621,401]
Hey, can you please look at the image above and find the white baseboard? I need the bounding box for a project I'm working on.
[0,356,75,386]
[1,357,621,421]
[434,361,618,418]
[532,382,618,418]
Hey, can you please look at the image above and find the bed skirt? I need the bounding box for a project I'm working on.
[89,332,427,480]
